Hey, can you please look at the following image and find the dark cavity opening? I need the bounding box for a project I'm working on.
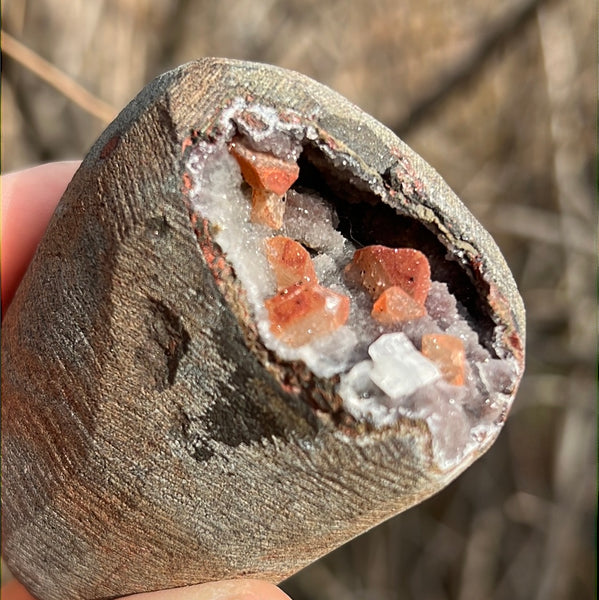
[294,142,497,354]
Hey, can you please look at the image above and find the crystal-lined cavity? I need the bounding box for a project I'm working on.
[185,100,519,470]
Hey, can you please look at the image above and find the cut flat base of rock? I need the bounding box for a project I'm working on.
[1,58,525,600]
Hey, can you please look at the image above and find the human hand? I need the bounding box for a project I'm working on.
[1,577,291,600]
[1,161,81,316]
[1,162,291,600]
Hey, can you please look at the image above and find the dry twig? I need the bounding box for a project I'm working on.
[1,30,118,124]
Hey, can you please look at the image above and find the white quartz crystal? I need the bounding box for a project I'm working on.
[189,147,277,308]
[367,333,441,398]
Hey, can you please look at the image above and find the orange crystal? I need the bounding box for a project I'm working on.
[421,333,466,386]
[265,236,318,290]
[229,139,299,196]
[250,189,286,229]
[345,245,431,305]
[229,138,299,229]
[265,283,350,347]
[371,285,427,324]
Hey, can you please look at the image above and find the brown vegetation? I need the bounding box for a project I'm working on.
[1,0,595,598]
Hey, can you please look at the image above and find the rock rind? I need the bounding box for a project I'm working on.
[1,58,524,600]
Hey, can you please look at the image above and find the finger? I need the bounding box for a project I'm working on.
[1,161,81,315]
[1,578,292,600]
[120,579,292,600]
[0,580,37,600]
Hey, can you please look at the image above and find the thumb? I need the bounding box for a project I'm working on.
[121,580,291,600]
[1,161,81,314]
[2,579,292,600]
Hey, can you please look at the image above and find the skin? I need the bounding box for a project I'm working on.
[1,162,291,600]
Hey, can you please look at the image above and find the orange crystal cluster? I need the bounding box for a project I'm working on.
[345,245,431,310]
[228,138,466,385]
[229,138,299,229]
[264,237,350,347]
[345,245,430,325]
[346,244,465,385]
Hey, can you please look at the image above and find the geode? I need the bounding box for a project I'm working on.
[1,58,525,600]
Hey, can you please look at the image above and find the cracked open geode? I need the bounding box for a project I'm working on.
[1,59,525,600]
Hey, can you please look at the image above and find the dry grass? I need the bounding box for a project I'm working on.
[1,0,596,598]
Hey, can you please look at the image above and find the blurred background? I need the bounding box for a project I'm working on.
[1,0,596,598]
